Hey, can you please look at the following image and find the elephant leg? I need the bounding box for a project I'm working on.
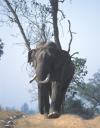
[49,82,62,115]
[38,85,44,114]
[43,85,50,114]
[38,84,50,115]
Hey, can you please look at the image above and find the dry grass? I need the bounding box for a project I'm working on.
[0,110,23,120]
[0,110,24,128]
[15,113,100,128]
[0,111,100,128]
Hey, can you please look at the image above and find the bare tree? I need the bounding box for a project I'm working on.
[1,0,53,51]
[1,0,75,54]
[3,0,31,51]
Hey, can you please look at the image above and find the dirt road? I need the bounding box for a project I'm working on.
[15,114,100,128]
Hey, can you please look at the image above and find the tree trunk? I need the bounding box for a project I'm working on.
[50,0,62,50]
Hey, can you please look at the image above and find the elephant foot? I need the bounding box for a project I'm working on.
[48,112,60,119]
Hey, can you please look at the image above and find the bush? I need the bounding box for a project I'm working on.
[63,98,94,118]
[63,98,84,114]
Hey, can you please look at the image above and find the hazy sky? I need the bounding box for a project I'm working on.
[0,0,100,110]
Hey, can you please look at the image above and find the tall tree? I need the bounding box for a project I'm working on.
[2,0,52,51]
[1,0,68,51]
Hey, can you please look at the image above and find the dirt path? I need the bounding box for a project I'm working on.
[15,114,100,128]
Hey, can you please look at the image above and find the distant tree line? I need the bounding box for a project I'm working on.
[0,103,35,114]
[21,103,35,114]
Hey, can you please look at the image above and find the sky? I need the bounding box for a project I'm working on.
[0,0,100,110]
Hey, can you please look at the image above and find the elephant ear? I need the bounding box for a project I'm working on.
[47,42,60,57]
[28,49,37,63]
[53,50,71,70]
[62,50,71,64]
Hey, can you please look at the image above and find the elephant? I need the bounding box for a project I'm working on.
[28,41,75,118]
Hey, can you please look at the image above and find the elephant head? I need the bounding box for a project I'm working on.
[28,42,61,84]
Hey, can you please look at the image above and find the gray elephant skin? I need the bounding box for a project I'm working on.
[28,42,75,118]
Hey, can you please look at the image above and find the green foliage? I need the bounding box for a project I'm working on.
[67,57,88,98]
[63,57,88,115]
[64,97,83,114]
[63,57,100,117]
[64,97,95,118]
[72,57,88,85]
[65,69,100,116]
[78,70,100,107]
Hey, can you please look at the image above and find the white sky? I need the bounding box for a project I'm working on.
[0,0,100,109]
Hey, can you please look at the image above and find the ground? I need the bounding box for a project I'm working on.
[15,114,100,128]
[0,111,100,128]
[0,110,24,128]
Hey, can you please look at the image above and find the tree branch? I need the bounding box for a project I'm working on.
[68,20,73,53]
[58,0,65,3]
[58,9,65,19]
[85,91,100,104]
[73,78,85,89]
[71,52,79,57]
[4,0,31,51]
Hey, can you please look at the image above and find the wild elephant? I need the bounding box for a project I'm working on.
[28,42,75,118]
